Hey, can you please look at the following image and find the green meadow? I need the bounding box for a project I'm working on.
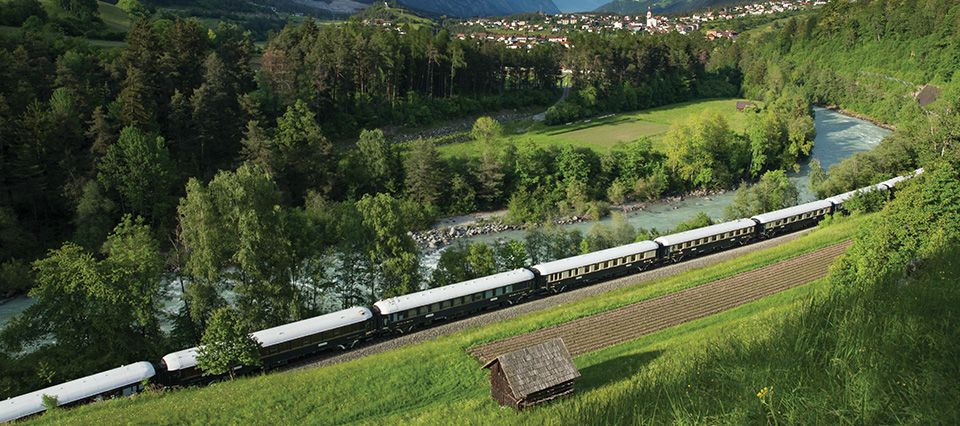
[439,98,756,158]
[34,215,864,425]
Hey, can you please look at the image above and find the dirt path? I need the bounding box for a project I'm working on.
[468,241,851,362]
[292,230,824,370]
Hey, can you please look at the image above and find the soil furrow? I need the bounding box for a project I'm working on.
[468,241,850,362]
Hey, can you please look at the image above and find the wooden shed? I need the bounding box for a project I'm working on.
[736,101,758,112]
[481,338,580,410]
[915,84,941,107]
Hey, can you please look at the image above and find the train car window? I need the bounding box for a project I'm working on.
[484,290,493,299]
[506,285,513,293]
[495,287,503,296]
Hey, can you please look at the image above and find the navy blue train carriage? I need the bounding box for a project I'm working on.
[159,307,375,386]
[0,362,156,423]
[373,269,537,334]
[0,170,925,423]
[530,241,660,292]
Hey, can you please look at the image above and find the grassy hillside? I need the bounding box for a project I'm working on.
[97,1,132,32]
[439,98,755,158]
[596,0,745,14]
[32,215,864,424]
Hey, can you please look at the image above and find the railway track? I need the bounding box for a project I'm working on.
[290,230,821,370]
[468,240,851,362]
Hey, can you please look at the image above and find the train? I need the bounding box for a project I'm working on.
[0,169,921,423]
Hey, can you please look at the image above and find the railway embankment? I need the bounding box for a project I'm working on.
[34,215,866,425]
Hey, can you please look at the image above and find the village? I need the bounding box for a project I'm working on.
[433,0,827,49]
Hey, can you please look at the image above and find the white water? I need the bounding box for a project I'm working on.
[0,108,892,329]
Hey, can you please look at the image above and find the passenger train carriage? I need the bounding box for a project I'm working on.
[655,219,757,262]
[531,241,660,291]
[373,269,536,334]
[0,170,926,423]
[752,200,834,238]
[0,362,155,423]
[160,307,374,385]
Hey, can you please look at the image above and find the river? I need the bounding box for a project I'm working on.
[420,107,891,265]
[0,108,891,329]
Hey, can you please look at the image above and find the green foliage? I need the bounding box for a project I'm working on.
[671,211,714,233]
[404,139,445,208]
[40,393,57,411]
[349,129,401,197]
[470,116,502,145]
[665,111,749,189]
[0,0,47,26]
[355,193,420,299]
[832,162,960,289]
[724,170,800,219]
[582,214,636,253]
[273,100,334,199]
[842,189,888,215]
[116,0,147,17]
[97,126,175,225]
[0,259,33,296]
[0,215,164,396]
[177,164,305,329]
[196,307,261,378]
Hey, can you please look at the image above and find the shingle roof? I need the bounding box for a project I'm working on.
[482,338,579,399]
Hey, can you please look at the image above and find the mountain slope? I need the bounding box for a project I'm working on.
[397,0,561,17]
[552,0,608,12]
[148,0,560,19]
[596,0,744,14]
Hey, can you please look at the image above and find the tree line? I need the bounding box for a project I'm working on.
[7,0,958,398]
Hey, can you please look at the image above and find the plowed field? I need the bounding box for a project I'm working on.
[469,241,851,362]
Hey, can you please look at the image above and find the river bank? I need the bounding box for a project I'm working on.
[413,187,729,250]
[820,104,896,131]
[414,107,889,253]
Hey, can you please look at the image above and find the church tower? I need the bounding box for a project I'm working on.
[646,6,657,29]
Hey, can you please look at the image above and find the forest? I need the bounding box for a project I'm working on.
[1,0,959,399]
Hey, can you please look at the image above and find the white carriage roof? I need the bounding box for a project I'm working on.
[654,219,756,247]
[373,269,535,315]
[531,241,660,276]
[0,362,155,423]
[251,307,372,347]
[825,182,884,204]
[161,347,200,372]
[160,307,372,371]
[879,175,907,188]
[751,200,834,224]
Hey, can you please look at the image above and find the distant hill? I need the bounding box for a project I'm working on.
[552,0,609,12]
[146,0,560,19]
[392,0,561,17]
[596,0,745,15]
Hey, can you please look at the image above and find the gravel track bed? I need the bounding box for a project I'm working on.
[291,230,820,370]
[468,241,851,362]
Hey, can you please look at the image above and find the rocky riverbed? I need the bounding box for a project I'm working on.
[412,215,595,250]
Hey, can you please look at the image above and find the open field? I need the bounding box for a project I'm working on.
[32,215,866,425]
[439,98,756,158]
[97,1,131,32]
[470,240,850,362]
